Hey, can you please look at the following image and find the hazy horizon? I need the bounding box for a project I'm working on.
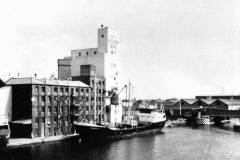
[1,0,240,99]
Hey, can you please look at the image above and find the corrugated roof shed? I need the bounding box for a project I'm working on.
[182,99,198,105]
[199,99,216,105]
[218,99,240,106]
[163,99,180,105]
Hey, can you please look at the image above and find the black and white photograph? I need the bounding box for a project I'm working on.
[1,0,240,159]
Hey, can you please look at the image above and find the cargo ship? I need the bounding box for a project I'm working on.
[74,100,166,142]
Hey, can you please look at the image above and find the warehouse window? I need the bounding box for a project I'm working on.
[54,87,58,94]
[48,106,51,113]
[54,106,57,113]
[79,52,81,56]
[42,106,45,113]
[70,88,74,95]
[65,88,69,94]
[41,87,45,94]
[86,51,89,55]
[41,96,45,102]
[34,86,39,94]
[101,34,104,38]
[42,117,45,123]
[80,89,84,95]
[94,51,97,55]
[48,96,51,104]
[54,116,57,122]
[35,117,39,124]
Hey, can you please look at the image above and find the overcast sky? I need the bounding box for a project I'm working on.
[1,0,240,99]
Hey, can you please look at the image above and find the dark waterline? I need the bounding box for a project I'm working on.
[2,127,240,160]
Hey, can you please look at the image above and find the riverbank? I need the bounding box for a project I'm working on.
[7,134,78,147]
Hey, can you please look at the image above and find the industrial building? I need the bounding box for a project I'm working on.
[4,77,90,138]
[58,25,122,125]
[58,25,120,91]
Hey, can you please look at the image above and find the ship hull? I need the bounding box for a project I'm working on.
[75,121,166,142]
[0,135,9,149]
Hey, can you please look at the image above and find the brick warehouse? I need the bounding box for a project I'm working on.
[5,78,90,138]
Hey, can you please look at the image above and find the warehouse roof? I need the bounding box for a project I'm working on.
[217,99,240,106]
[199,99,216,105]
[6,77,89,87]
[181,99,198,105]
[163,98,180,105]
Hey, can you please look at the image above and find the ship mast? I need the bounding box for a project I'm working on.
[128,82,131,117]
[179,98,181,117]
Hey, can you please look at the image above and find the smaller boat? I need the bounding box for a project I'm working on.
[171,118,187,127]
[186,109,214,125]
[193,115,214,125]
[0,116,10,149]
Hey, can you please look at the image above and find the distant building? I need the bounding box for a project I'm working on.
[162,96,240,118]
[196,95,240,100]
[209,99,240,110]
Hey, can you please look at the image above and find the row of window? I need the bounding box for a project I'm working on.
[33,117,70,128]
[33,86,91,96]
[40,106,69,113]
[77,49,117,56]
[78,50,97,56]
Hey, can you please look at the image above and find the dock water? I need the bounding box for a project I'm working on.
[2,127,240,160]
